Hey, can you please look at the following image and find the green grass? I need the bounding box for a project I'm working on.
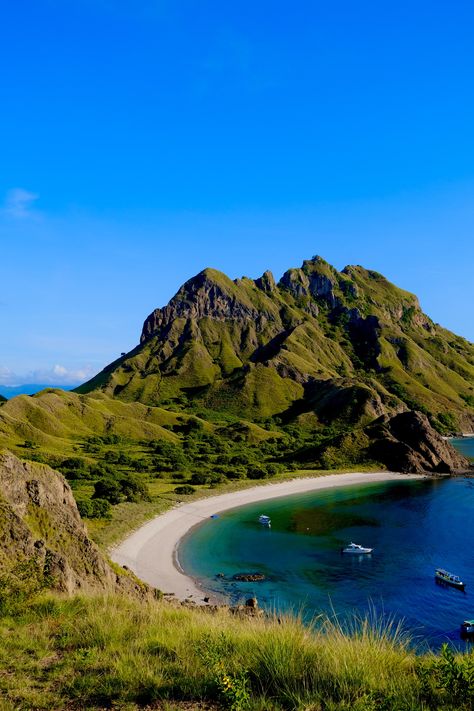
[1,592,473,710]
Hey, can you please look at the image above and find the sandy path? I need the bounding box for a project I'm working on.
[111,471,423,603]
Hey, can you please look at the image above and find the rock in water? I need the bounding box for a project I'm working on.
[233,573,266,582]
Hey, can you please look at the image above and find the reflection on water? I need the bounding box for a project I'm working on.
[179,477,474,648]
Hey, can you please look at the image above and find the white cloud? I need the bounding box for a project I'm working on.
[0,364,96,386]
[3,187,39,218]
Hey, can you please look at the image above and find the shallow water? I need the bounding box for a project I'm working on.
[450,436,474,460]
[179,476,474,648]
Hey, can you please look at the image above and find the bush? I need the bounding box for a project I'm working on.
[77,500,93,517]
[77,498,111,519]
[174,485,196,495]
[461,393,474,408]
[93,478,124,505]
[90,498,112,518]
[90,462,115,479]
[247,466,269,480]
[118,474,150,503]
[60,457,91,480]
[190,472,209,485]
[225,466,247,480]
[437,412,458,432]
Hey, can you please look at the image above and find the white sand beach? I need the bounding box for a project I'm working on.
[111,471,424,603]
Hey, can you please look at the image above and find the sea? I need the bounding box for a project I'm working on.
[179,438,474,649]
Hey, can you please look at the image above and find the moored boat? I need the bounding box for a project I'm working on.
[460,620,474,639]
[435,568,465,589]
[341,542,373,554]
[258,514,271,527]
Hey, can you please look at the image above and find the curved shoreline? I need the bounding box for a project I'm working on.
[111,471,424,603]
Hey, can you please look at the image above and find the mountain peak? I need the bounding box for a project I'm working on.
[76,256,474,438]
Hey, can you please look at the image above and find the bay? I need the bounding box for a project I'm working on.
[179,476,474,648]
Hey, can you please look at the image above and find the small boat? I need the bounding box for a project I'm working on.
[460,620,474,639]
[435,568,465,589]
[258,514,271,527]
[341,542,373,554]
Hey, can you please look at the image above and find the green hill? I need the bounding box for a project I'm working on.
[77,256,474,434]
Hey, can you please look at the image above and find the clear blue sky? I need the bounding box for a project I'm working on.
[1,0,473,385]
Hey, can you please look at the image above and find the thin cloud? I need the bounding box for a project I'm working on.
[0,364,95,386]
[3,187,39,218]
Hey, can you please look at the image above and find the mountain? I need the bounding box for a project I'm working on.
[0,384,75,399]
[77,256,474,436]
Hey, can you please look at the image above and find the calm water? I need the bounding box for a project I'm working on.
[180,475,474,648]
[451,436,474,460]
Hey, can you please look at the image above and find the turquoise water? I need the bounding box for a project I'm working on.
[450,436,474,460]
[180,476,474,648]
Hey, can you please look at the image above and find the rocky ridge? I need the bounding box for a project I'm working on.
[0,450,146,596]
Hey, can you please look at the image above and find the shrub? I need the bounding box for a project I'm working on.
[174,485,196,495]
[226,467,247,480]
[247,466,269,480]
[90,498,112,518]
[118,474,150,503]
[461,393,474,408]
[93,478,124,505]
[190,472,209,485]
[437,412,458,432]
[60,457,91,480]
[77,500,93,518]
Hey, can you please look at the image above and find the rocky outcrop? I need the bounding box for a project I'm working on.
[0,450,147,596]
[255,270,276,293]
[141,269,262,343]
[367,412,470,474]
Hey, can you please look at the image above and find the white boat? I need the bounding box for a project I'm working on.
[341,542,373,554]
[258,514,271,527]
[435,568,465,589]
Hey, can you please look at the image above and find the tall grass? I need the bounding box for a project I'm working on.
[0,593,473,710]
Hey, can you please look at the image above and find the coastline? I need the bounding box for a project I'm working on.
[111,471,424,603]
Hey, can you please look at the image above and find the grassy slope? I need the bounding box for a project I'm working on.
[0,389,205,457]
[0,592,471,711]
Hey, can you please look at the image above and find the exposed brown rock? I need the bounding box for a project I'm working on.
[141,269,265,343]
[0,450,148,596]
[367,411,470,474]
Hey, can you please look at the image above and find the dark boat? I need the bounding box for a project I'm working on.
[460,620,474,639]
[435,568,465,590]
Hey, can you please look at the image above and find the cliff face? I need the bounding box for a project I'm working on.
[0,450,145,596]
[366,411,470,474]
[292,410,469,474]
[76,256,474,436]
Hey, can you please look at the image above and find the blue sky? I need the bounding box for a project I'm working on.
[1,0,473,385]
